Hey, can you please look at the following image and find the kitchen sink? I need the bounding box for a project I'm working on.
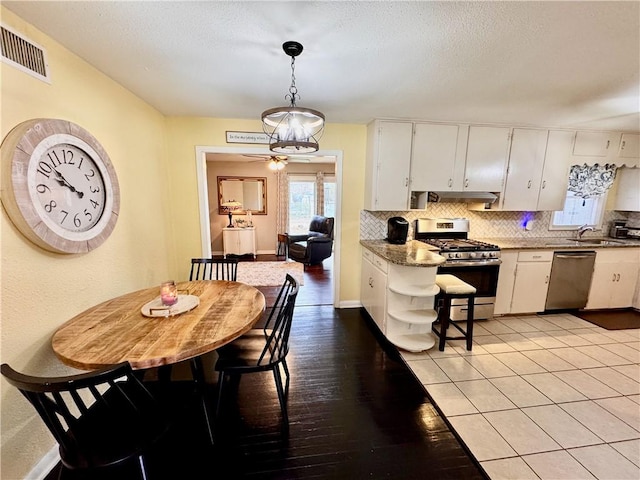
[544,238,626,247]
[564,238,625,245]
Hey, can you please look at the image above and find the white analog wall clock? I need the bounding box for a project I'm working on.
[1,118,120,254]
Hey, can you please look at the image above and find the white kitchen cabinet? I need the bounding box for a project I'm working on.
[537,130,575,211]
[572,131,619,157]
[502,129,574,211]
[510,251,553,314]
[494,251,518,315]
[617,133,639,167]
[386,263,439,352]
[364,120,413,210]
[501,128,548,211]
[361,249,388,333]
[614,167,640,212]
[361,249,440,352]
[410,123,468,192]
[586,248,640,309]
[464,126,511,192]
[223,227,256,258]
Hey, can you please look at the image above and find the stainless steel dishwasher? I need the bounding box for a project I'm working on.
[545,251,596,311]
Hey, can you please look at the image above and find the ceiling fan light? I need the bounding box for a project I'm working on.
[268,158,287,170]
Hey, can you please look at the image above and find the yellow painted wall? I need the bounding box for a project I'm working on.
[1,8,366,478]
[164,117,366,303]
[1,9,175,479]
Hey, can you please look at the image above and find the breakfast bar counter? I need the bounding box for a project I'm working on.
[360,239,445,267]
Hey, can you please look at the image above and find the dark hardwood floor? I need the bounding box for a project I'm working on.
[46,256,486,480]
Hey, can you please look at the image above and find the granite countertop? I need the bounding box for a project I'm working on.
[475,237,640,250]
[360,240,446,267]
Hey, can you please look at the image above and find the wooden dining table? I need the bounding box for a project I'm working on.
[52,280,266,371]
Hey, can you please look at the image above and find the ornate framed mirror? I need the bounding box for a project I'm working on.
[217,176,267,215]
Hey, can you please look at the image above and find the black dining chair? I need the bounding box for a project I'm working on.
[214,274,299,428]
[189,257,238,281]
[1,361,172,480]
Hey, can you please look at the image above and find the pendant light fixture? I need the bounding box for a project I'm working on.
[261,41,325,153]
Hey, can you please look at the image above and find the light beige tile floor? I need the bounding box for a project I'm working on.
[402,312,640,480]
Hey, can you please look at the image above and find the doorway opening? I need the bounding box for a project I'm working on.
[194,146,342,308]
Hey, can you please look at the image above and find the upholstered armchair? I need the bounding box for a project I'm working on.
[287,216,335,267]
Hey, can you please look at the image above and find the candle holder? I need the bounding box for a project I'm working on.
[160,281,178,307]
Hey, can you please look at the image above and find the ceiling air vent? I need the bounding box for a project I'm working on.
[1,24,50,83]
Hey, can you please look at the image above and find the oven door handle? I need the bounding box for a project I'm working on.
[442,259,502,267]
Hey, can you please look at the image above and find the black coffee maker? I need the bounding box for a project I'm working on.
[387,217,409,244]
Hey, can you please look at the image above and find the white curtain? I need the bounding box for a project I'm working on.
[316,171,325,216]
[276,170,289,235]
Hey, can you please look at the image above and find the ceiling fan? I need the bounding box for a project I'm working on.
[242,154,311,170]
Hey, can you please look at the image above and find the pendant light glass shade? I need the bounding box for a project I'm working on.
[262,106,325,153]
[261,41,325,153]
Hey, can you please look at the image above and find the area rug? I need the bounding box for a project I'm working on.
[572,308,640,330]
[237,261,304,287]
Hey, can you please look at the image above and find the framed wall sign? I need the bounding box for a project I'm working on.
[225,131,270,145]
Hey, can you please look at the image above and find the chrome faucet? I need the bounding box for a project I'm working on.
[576,224,594,238]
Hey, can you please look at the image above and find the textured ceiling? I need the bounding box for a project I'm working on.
[4,1,640,131]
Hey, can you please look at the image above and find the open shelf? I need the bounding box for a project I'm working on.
[387,333,436,352]
[387,308,438,325]
[388,284,439,297]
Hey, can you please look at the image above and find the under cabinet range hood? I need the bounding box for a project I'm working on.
[427,191,498,204]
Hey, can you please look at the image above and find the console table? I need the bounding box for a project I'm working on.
[223,227,256,258]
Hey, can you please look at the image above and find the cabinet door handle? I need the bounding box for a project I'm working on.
[527,180,532,189]
[541,180,546,189]
[613,273,617,282]
[404,178,409,187]
[464,179,469,188]
[606,140,610,149]
[622,140,626,150]
[545,275,549,284]
[448,178,453,188]
[616,273,621,282]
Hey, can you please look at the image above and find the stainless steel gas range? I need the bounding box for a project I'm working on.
[414,218,501,320]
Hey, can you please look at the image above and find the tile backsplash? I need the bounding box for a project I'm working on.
[360,205,637,240]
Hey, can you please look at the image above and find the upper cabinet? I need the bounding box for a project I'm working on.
[572,131,618,157]
[501,128,548,211]
[617,133,639,167]
[538,130,575,211]
[364,120,413,211]
[364,118,639,212]
[614,167,640,212]
[464,126,511,192]
[501,129,574,211]
[569,131,638,167]
[410,123,467,192]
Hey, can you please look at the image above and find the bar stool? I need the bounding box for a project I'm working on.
[432,274,476,351]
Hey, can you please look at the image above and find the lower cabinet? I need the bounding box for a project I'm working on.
[361,249,440,352]
[361,250,388,333]
[223,227,256,258]
[495,250,553,314]
[586,249,640,309]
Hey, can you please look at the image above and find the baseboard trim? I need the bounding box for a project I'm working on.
[25,445,59,480]
[338,300,362,309]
